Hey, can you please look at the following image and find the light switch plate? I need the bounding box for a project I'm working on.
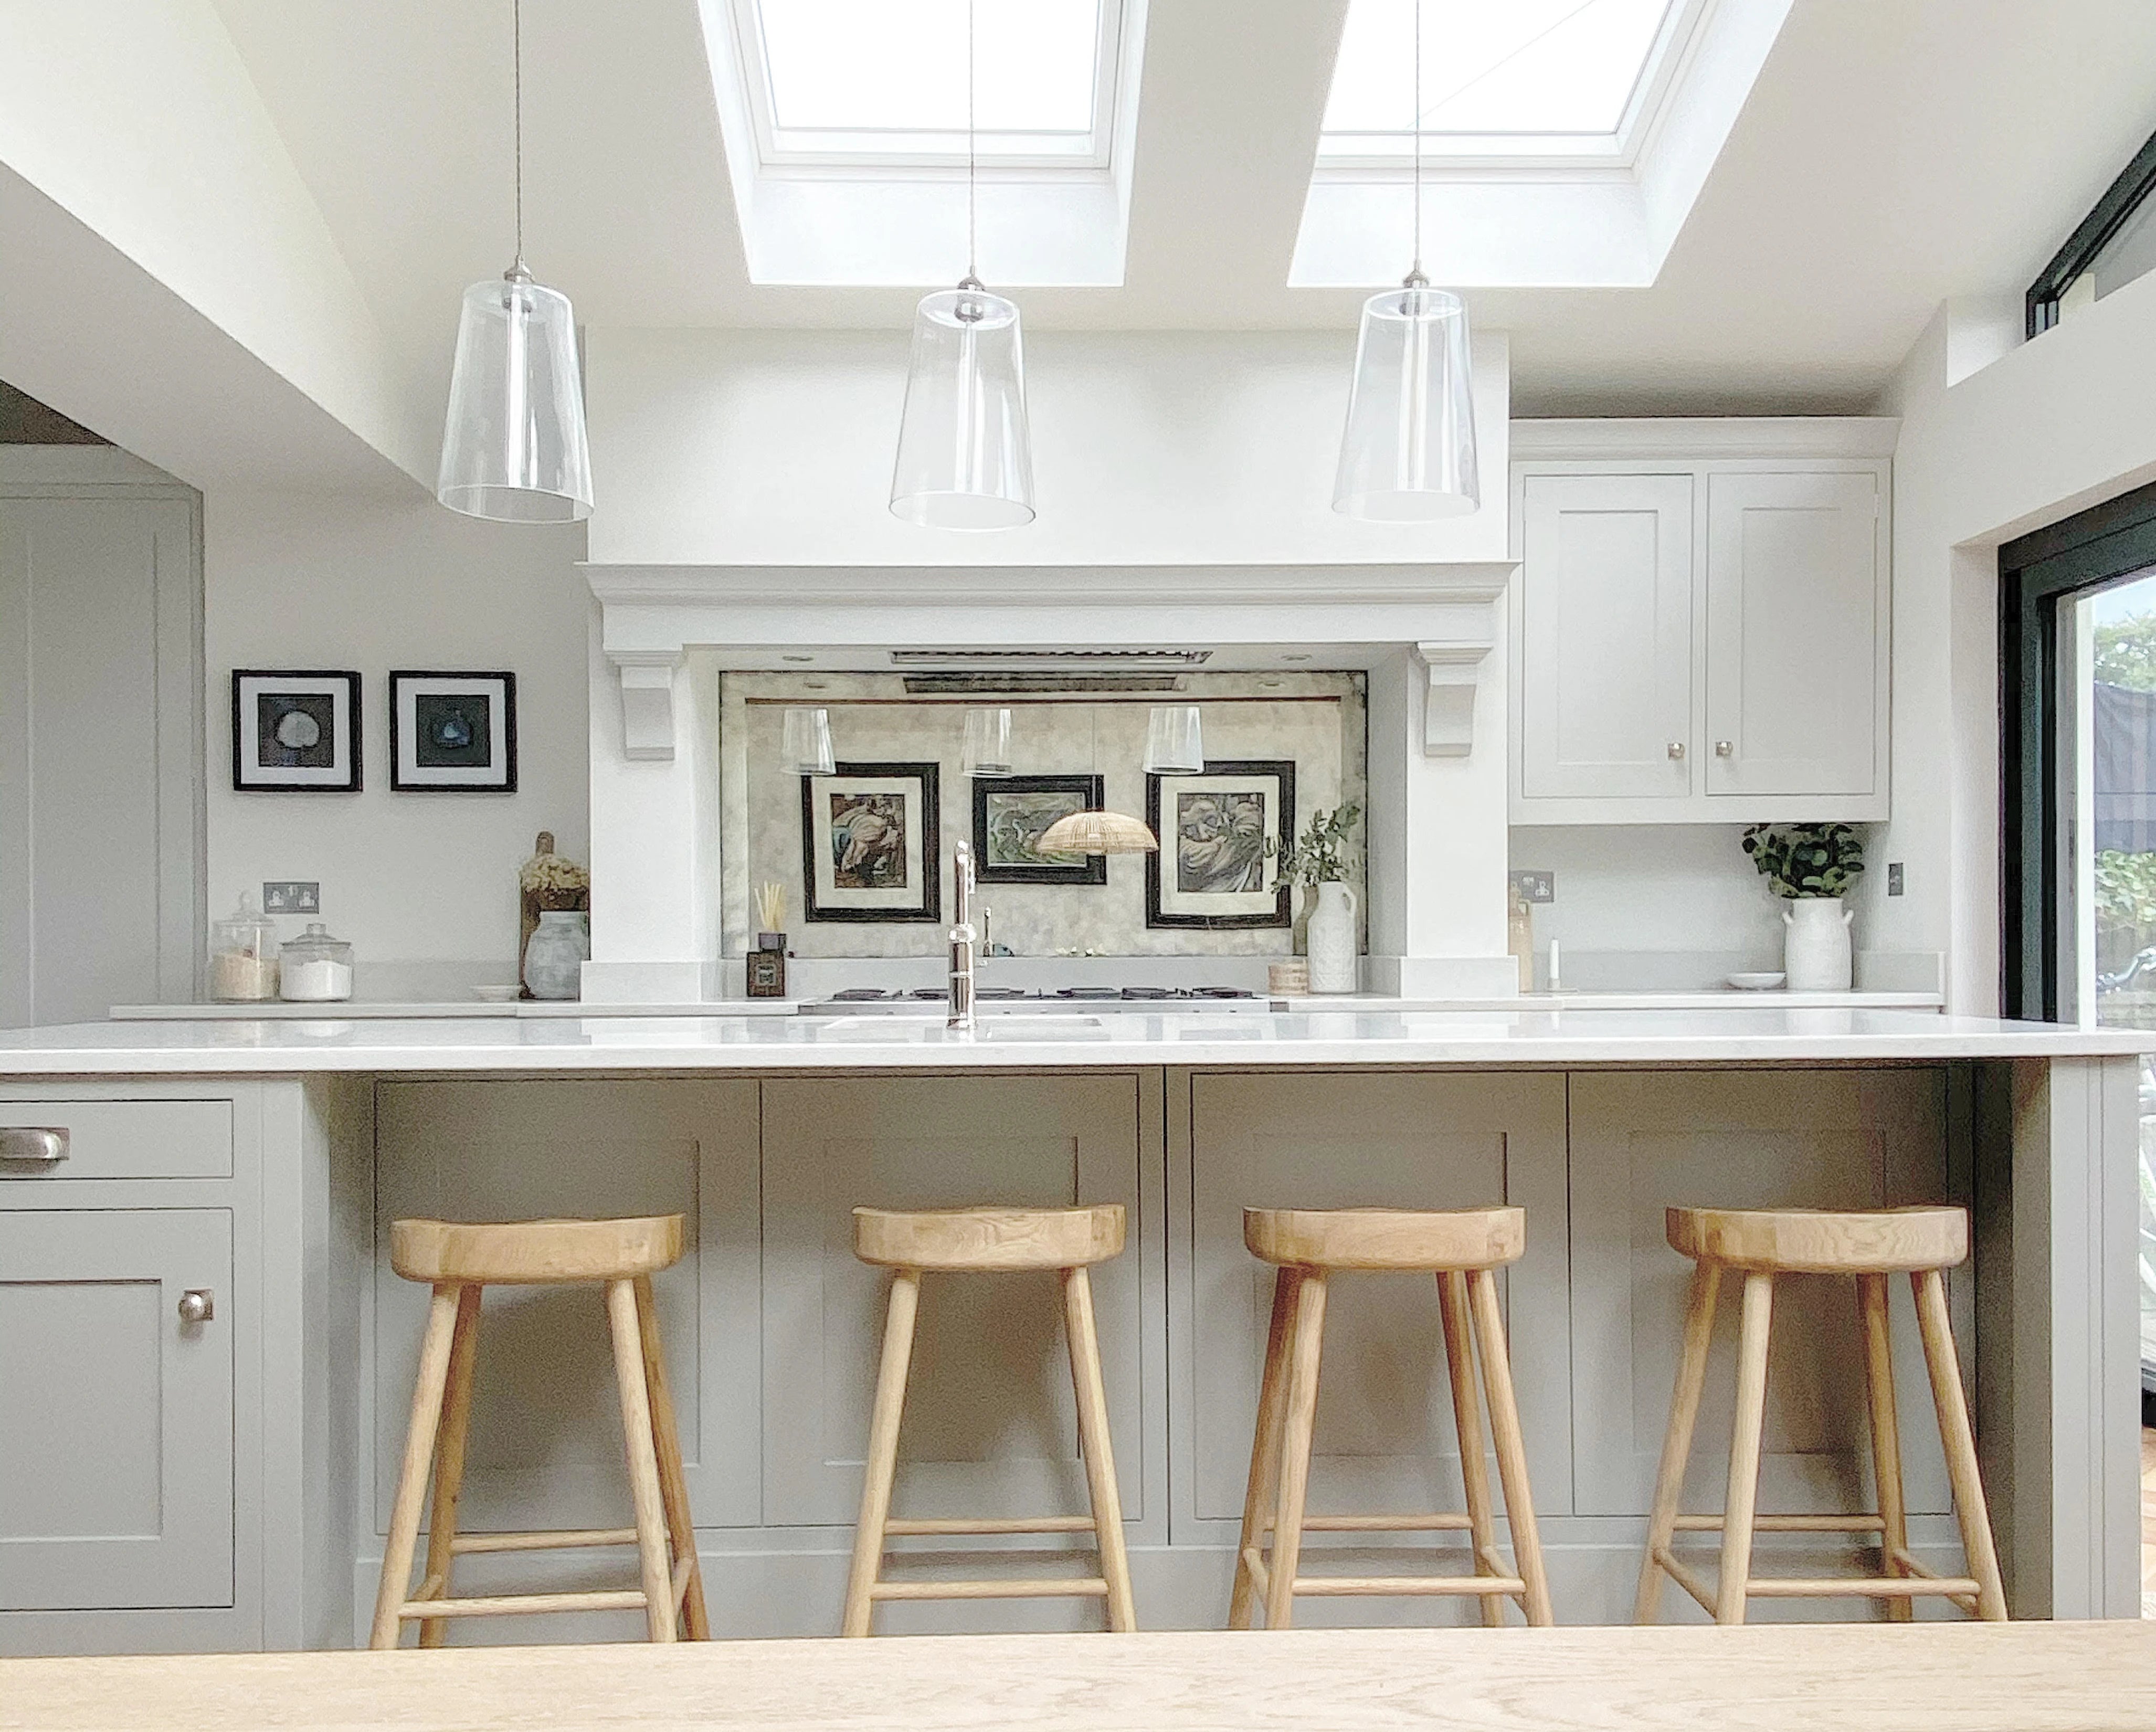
[1510,870,1555,904]
[263,880,320,915]
[1886,862,1905,897]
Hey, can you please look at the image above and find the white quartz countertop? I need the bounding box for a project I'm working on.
[0,1009,2146,1076]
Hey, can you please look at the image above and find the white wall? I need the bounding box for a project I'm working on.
[204,492,588,993]
[1867,270,2156,1013]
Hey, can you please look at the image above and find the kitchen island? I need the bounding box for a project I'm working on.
[0,1009,2143,1654]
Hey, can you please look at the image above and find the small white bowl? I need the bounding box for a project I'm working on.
[471,984,522,1003]
[1726,971,1787,991]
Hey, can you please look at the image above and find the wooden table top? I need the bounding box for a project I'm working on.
[5,1623,2153,1732]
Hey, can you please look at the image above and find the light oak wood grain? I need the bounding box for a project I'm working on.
[390,1216,685,1285]
[5,1624,2151,1732]
[852,1205,1126,1272]
[1665,1206,1966,1276]
[1243,1207,1524,1272]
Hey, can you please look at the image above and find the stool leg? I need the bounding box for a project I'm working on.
[605,1278,678,1642]
[370,1283,461,1649]
[1468,1268,1553,1627]
[1911,1269,2009,1620]
[1857,1273,1912,1622]
[417,1283,484,1647]
[1635,1260,1720,1624]
[842,1267,921,1637]
[1062,1265,1137,1631]
[1715,1270,1775,1624]
[1228,1266,1302,1630]
[635,1275,710,1641]
[1264,1269,1329,1631]
[1438,1270,1505,1628]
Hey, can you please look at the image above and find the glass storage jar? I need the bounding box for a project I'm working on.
[279,922,355,1002]
[208,893,281,1003]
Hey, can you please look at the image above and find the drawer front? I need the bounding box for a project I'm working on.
[0,1101,232,1181]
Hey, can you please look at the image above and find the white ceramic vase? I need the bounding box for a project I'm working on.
[523,909,589,1001]
[1305,881,1360,995]
[1782,896,1853,992]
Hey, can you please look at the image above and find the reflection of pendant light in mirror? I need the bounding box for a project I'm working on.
[1331,0,1478,522]
[962,707,1013,776]
[438,0,593,524]
[889,0,1035,530]
[1143,704,1204,774]
[783,707,835,775]
[1037,704,1157,857]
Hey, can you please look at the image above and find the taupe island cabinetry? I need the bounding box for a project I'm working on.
[0,1009,2141,1651]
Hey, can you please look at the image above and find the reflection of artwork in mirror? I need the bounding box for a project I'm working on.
[1145,761,1294,928]
[973,774,1107,885]
[231,670,361,791]
[801,762,941,922]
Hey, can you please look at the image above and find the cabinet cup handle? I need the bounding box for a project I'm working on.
[177,1289,215,1325]
[1715,740,1734,757]
[1666,741,1686,760]
[0,1127,68,1165]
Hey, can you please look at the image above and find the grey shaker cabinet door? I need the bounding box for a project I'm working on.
[0,1208,234,1610]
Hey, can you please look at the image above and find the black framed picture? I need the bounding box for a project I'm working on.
[231,669,361,792]
[389,671,517,792]
[1145,759,1295,930]
[801,761,942,923]
[973,774,1107,885]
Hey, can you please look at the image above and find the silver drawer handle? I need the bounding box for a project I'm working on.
[1666,741,1686,760]
[0,1127,68,1166]
[178,1289,215,1325]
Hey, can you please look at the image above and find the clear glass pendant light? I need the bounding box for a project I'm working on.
[1142,704,1205,774]
[961,707,1014,775]
[890,0,1035,531]
[438,0,594,524]
[1333,0,1478,521]
[783,707,836,775]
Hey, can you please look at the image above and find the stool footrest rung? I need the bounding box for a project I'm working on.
[1261,1513,1477,1535]
[397,1589,649,1621]
[1291,1573,1528,1598]
[1671,1513,1886,1534]
[882,1515,1100,1536]
[1655,1545,1984,1602]
[869,1577,1109,1601]
[448,1528,640,1556]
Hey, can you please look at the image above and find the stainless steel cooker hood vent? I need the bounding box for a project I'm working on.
[902,672,1188,694]
[888,648,1214,668]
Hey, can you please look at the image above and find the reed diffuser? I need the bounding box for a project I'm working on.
[754,882,787,953]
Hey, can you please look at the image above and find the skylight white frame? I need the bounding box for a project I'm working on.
[1316,0,1712,173]
[725,0,1124,171]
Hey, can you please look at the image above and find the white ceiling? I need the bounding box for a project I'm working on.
[208,0,2156,416]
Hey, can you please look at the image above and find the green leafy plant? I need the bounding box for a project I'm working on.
[2096,609,2156,692]
[1276,802,1361,888]
[2096,849,2156,930]
[1740,823,1865,899]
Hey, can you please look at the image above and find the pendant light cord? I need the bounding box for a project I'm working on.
[512,0,526,274]
[964,0,979,287]
[1409,0,1424,286]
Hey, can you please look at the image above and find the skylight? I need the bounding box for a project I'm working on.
[1319,0,1696,161]
[735,0,1117,166]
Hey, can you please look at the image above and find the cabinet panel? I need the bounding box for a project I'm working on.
[373,1079,761,1533]
[760,1074,1144,1529]
[1518,473,1694,801]
[0,1209,232,1610]
[1185,1072,1569,1534]
[0,1100,231,1182]
[1704,470,1883,798]
[1568,1070,1954,1519]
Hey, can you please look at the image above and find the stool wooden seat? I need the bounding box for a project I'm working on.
[1229,1207,1552,1631]
[1636,1205,2007,1625]
[370,1215,709,1649]
[841,1204,1135,1636]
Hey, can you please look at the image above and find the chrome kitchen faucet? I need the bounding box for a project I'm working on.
[948,838,978,1032]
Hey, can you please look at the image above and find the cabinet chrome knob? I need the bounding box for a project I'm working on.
[1666,742,1686,760]
[1715,740,1734,757]
[177,1289,215,1325]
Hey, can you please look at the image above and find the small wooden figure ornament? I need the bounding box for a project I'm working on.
[518,830,591,1000]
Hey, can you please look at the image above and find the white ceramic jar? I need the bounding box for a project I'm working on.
[1305,881,1360,995]
[1782,897,1853,992]
[523,909,589,1001]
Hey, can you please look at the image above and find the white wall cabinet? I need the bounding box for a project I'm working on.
[1509,421,1894,824]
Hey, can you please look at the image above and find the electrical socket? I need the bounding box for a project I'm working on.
[1510,870,1555,904]
[262,881,320,915]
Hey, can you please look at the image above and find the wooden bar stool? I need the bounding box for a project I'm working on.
[369,1215,709,1648]
[1228,1206,1553,1630]
[841,1204,1135,1636]
[1635,1205,2008,1624]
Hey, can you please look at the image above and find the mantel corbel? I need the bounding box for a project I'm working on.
[610,649,685,762]
[1413,634,1496,758]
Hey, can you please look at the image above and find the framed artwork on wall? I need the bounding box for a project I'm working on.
[972,774,1107,885]
[231,669,361,791]
[1145,759,1295,929]
[801,761,942,923]
[389,670,517,792]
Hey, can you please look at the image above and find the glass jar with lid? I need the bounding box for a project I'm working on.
[279,922,355,1002]
[208,893,281,1003]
